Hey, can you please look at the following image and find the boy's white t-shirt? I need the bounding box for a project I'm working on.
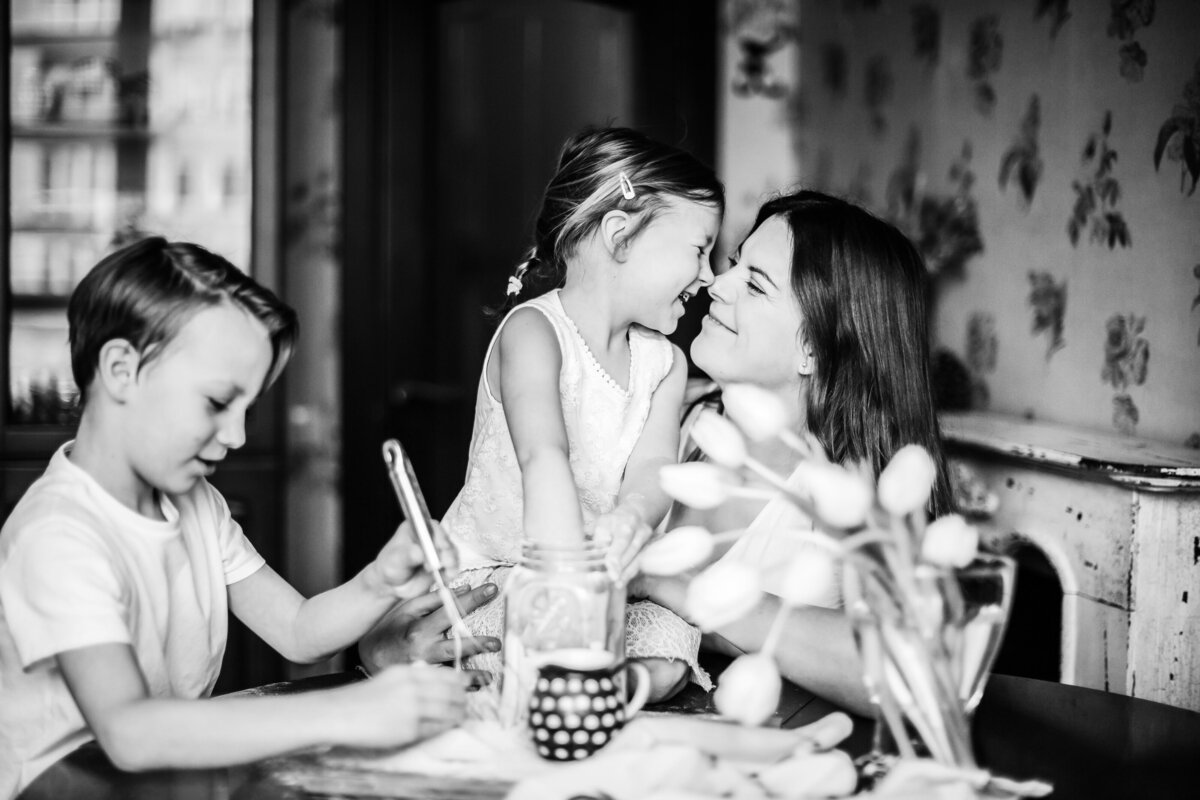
[0,443,265,796]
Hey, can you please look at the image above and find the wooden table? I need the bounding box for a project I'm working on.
[19,670,1200,800]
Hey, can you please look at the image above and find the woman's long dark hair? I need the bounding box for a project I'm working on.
[751,190,953,516]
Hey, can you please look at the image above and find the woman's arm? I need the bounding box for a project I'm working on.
[495,308,585,545]
[640,573,872,717]
[57,643,467,771]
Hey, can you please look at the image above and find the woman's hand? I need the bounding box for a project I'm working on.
[358,583,501,686]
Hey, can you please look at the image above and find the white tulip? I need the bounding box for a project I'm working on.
[778,549,838,607]
[921,513,979,568]
[689,410,748,469]
[639,526,716,576]
[722,383,790,442]
[795,462,873,529]
[756,749,858,798]
[685,560,761,631]
[714,653,781,726]
[877,444,938,517]
[659,462,730,509]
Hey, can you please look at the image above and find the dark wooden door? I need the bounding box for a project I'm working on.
[343,0,716,576]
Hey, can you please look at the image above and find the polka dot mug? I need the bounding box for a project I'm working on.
[527,648,651,761]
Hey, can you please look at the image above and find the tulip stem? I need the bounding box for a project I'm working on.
[778,429,819,458]
[760,602,791,659]
[712,529,749,545]
[743,456,815,515]
[727,486,780,502]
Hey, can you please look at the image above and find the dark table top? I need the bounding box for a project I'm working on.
[20,669,1200,800]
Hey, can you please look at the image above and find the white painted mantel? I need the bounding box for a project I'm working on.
[940,411,1200,712]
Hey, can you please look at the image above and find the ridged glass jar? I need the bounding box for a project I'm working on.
[499,540,625,728]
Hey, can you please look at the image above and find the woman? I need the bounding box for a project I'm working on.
[637,189,953,716]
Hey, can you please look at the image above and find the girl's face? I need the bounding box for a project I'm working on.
[619,197,721,335]
[691,214,807,390]
[124,301,273,498]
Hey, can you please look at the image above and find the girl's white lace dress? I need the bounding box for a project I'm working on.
[441,290,710,702]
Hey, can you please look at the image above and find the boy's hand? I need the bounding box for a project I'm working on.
[369,521,434,599]
[337,663,469,748]
[369,520,461,600]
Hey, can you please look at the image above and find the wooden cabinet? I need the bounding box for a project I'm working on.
[942,411,1200,711]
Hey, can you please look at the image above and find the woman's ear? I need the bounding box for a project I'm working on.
[599,209,632,261]
[797,340,816,377]
[95,339,141,402]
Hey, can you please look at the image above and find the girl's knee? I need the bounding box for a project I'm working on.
[635,657,690,703]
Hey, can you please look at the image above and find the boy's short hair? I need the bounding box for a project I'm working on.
[68,237,299,403]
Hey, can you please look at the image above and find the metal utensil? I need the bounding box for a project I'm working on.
[381,438,470,666]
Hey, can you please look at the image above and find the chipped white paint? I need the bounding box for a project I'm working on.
[942,411,1200,712]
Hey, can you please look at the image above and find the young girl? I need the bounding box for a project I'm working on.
[440,126,724,703]
[0,238,468,796]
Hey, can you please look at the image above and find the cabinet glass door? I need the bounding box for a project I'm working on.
[6,0,253,425]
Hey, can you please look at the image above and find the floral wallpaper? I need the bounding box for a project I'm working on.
[719,0,1200,443]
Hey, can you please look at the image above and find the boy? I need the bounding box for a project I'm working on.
[0,238,467,796]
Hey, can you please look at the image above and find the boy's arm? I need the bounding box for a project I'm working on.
[229,521,433,664]
[496,308,585,545]
[57,642,467,771]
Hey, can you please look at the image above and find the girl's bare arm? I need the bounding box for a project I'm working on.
[495,309,585,545]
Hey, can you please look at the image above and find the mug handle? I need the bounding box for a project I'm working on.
[623,660,652,718]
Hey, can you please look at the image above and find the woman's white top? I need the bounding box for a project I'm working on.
[679,396,842,609]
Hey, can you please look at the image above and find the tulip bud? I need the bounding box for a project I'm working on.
[756,749,858,798]
[685,560,761,631]
[689,410,748,469]
[638,526,717,576]
[659,462,730,509]
[714,653,781,726]
[921,513,979,568]
[722,383,790,442]
[877,444,937,517]
[778,549,838,607]
[795,462,873,530]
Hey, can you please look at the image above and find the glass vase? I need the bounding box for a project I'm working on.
[950,554,1016,717]
[845,554,1014,772]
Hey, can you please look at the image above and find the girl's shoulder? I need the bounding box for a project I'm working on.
[628,324,677,381]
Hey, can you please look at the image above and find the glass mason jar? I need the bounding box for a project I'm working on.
[499,540,625,728]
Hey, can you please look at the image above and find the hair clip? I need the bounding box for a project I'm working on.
[506,275,523,296]
[618,172,636,200]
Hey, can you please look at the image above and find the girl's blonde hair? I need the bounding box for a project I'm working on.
[497,126,723,312]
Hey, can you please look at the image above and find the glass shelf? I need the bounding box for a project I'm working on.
[11,123,153,140]
[5,0,254,429]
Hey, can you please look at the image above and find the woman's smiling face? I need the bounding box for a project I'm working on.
[690,214,807,391]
